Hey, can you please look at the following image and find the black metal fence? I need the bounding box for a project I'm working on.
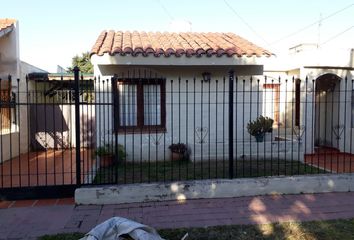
[0,68,353,199]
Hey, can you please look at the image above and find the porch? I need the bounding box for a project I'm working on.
[305,148,354,173]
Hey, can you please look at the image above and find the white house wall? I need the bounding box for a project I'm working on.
[0,21,20,163]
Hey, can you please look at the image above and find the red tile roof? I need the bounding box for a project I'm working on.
[91,30,272,58]
[0,19,16,32]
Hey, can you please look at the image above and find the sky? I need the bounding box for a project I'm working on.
[2,0,354,72]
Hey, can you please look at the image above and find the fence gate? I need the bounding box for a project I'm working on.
[0,68,96,200]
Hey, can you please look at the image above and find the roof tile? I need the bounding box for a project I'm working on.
[0,19,16,32]
[91,31,272,58]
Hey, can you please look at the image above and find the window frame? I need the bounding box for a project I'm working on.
[113,77,166,133]
[0,80,14,133]
[263,83,280,124]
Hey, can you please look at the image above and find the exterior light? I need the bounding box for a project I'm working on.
[202,72,211,82]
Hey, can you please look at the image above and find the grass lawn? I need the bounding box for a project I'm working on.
[39,218,354,240]
[93,159,325,184]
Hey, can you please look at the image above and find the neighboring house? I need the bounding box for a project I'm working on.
[264,44,354,156]
[0,19,45,163]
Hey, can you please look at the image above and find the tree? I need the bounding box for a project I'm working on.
[67,52,93,74]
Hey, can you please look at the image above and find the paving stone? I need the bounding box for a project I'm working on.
[2,192,354,239]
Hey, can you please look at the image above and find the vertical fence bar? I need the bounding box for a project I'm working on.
[112,76,119,184]
[249,77,253,176]
[351,78,353,172]
[223,77,226,178]
[208,77,211,179]
[304,77,308,173]
[234,77,237,177]
[343,77,347,172]
[16,78,21,187]
[74,67,81,186]
[200,78,204,179]
[336,79,341,173]
[185,79,189,180]
[215,79,218,178]
[0,78,3,188]
[8,76,13,187]
[193,77,196,179]
[228,70,234,179]
[178,76,181,180]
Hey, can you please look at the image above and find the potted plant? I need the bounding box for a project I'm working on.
[95,143,126,167]
[247,115,274,142]
[168,143,190,161]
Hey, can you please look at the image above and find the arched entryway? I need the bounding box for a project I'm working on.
[314,73,341,150]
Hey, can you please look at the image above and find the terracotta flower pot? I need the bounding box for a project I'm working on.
[255,133,265,142]
[171,152,184,161]
[99,155,113,167]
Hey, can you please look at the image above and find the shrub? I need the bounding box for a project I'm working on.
[95,143,126,162]
[247,115,274,137]
[168,143,188,153]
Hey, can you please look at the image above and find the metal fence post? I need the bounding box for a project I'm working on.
[112,76,119,183]
[74,66,81,186]
[228,70,234,179]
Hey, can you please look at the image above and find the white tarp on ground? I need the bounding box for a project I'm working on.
[79,217,165,240]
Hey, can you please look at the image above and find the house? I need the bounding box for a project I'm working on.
[264,44,354,156]
[90,30,305,163]
[0,19,47,163]
[90,30,354,166]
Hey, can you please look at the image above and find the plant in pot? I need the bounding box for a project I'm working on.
[247,115,274,142]
[95,143,126,167]
[168,143,190,161]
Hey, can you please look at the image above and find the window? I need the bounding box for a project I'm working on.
[113,78,166,132]
[0,80,11,133]
[263,84,280,123]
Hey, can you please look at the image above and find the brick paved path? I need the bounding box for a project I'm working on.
[1,192,354,239]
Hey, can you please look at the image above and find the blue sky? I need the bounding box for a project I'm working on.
[2,0,354,72]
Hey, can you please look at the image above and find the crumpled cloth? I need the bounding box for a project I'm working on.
[79,217,165,240]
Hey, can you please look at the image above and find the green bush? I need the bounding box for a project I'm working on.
[247,115,274,137]
[95,143,126,161]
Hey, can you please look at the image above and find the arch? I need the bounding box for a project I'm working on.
[314,73,341,149]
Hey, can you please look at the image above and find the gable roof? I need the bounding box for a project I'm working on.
[91,30,272,58]
[0,19,16,36]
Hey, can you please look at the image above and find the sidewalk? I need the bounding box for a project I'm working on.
[1,192,354,239]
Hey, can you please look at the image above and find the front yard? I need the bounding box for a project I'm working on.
[93,159,325,184]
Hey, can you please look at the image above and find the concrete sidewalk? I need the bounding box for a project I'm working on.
[1,192,354,239]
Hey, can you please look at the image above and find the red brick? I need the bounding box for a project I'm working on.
[34,199,58,207]
[0,200,13,209]
[57,198,75,205]
[11,200,36,208]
